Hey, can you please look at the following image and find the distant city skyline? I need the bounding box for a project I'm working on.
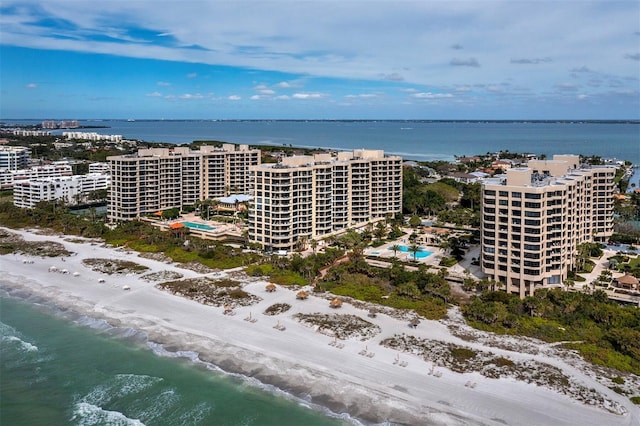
[1,1,639,120]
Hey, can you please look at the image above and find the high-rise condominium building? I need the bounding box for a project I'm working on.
[107,144,260,221]
[0,146,30,170]
[249,149,402,252]
[481,155,615,298]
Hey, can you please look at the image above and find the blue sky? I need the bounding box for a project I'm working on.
[1,1,639,120]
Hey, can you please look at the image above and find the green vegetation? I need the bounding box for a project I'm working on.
[462,288,640,375]
[402,167,481,226]
[316,260,450,320]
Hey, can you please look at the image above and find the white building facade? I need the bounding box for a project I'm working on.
[0,164,73,189]
[13,173,110,208]
[0,146,31,170]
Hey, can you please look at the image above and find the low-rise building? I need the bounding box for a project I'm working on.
[13,173,110,208]
[63,132,123,142]
[0,163,73,189]
[88,162,110,174]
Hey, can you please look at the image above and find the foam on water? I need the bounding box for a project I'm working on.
[72,402,145,426]
[1,281,358,425]
[146,341,364,425]
[81,374,164,407]
[0,320,39,352]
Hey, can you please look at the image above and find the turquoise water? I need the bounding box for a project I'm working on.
[0,289,347,426]
[181,221,216,231]
[392,246,433,259]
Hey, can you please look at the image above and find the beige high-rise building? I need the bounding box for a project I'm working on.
[249,149,402,252]
[481,155,615,298]
[108,144,260,221]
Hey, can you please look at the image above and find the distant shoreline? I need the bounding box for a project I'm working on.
[3,118,639,124]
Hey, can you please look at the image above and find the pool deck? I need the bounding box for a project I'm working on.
[364,238,443,266]
[146,213,245,241]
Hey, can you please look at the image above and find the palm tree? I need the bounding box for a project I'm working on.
[310,239,318,254]
[374,222,386,241]
[408,243,421,261]
[390,244,401,258]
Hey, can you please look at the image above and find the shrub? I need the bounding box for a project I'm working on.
[450,347,476,361]
[264,303,291,316]
[439,257,457,267]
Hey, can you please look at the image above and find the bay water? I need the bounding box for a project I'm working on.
[4,119,639,163]
[0,288,348,426]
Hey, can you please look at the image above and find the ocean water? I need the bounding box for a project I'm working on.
[0,289,348,426]
[3,119,639,163]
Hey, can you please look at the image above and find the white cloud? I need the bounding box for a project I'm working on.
[25,83,37,89]
[157,81,171,86]
[411,92,453,99]
[228,95,241,100]
[292,92,326,99]
[275,81,301,89]
[165,92,212,100]
[344,93,379,99]
[454,86,473,93]
[254,84,275,96]
[2,1,639,116]
[146,91,162,97]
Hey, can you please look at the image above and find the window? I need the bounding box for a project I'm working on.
[525,193,541,199]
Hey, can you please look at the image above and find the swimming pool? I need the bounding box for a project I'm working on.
[390,245,433,259]
[181,221,217,231]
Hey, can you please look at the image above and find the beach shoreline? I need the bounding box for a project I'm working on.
[1,227,639,426]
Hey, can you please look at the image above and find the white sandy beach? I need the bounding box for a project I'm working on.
[1,227,639,426]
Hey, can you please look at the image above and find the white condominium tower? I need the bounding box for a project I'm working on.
[107,144,260,221]
[481,155,615,298]
[249,149,403,252]
[0,146,30,170]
